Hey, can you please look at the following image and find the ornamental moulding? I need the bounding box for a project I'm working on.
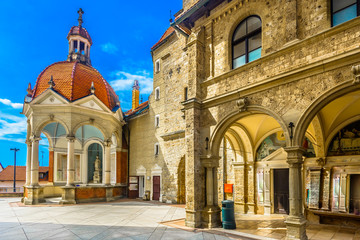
[352,65,360,84]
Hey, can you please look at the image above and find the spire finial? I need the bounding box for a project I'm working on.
[169,10,173,23]
[132,80,140,90]
[77,8,84,27]
[48,75,55,89]
[90,81,95,94]
[26,83,33,96]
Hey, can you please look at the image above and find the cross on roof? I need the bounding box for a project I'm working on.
[78,8,84,27]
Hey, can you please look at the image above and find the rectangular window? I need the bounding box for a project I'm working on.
[332,0,358,26]
[155,115,160,127]
[155,59,160,73]
[184,87,188,101]
[155,87,160,100]
[154,143,159,156]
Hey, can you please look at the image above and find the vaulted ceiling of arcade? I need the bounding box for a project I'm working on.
[222,90,360,161]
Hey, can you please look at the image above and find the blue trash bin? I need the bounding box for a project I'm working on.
[222,200,236,229]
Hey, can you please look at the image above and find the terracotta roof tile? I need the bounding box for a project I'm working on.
[151,27,175,50]
[0,166,48,181]
[32,61,119,111]
[124,101,149,118]
[67,26,92,45]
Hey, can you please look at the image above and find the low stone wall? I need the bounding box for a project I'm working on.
[0,192,23,197]
[74,185,127,204]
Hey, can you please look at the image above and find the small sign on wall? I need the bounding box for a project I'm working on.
[224,184,233,193]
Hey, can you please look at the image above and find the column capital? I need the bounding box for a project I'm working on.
[30,135,41,143]
[104,139,112,147]
[200,155,219,168]
[66,135,75,142]
[284,146,306,165]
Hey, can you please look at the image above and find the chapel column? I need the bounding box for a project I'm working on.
[66,136,75,186]
[201,156,221,228]
[104,140,112,185]
[25,140,32,186]
[30,136,40,186]
[284,147,307,240]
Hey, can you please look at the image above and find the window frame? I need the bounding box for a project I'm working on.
[331,0,360,27]
[154,143,159,156]
[155,87,160,100]
[155,59,160,73]
[232,15,262,69]
[155,115,160,128]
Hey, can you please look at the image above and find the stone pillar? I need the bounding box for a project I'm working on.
[104,140,112,186]
[48,150,54,183]
[339,171,347,212]
[77,40,80,53]
[234,163,246,214]
[201,156,221,228]
[321,168,330,210]
[264,168,271,215]
[66,136,75,186]
[30,136,40,186]
[284,147,307,240]
[184,26,205,228]
[25,140,32,186]
[246,163,255,214]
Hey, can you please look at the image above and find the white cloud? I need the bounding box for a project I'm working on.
[0,98,23,109]
[110,70,153,94]
[101,43,119,54]
[0,112,27,143]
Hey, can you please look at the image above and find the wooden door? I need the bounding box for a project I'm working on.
[153,176,160,200]
[128,176,139,199]
[274,169,289,214]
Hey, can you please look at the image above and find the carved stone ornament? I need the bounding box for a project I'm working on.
[49,114,54,120]
[352,65,360,84]
[316,157,326,167]
[236,97,249,112]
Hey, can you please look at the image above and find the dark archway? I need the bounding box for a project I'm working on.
[87,143,103,183]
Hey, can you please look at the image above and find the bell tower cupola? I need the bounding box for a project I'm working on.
[67,8,92,66]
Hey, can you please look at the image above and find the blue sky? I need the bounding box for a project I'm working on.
[0,0,182,168]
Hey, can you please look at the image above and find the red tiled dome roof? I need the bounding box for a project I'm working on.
[67,26,93,45]
[32,61,119,111]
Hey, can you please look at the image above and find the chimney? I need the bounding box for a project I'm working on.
[132,80,140,110]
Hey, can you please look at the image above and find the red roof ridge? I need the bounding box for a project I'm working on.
[151,27,175,50]
[124,100,149,116]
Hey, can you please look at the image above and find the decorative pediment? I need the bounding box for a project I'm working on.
[80,100,102,111]
[136,165,146,175]
[31,89,68,105]
[73,95,112,113]
[262,148,287,162]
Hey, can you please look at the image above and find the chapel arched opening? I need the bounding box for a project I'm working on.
[212,112,292,216]
[300,89,360,224]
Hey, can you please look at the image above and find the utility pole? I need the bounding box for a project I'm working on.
[10,148,20,193]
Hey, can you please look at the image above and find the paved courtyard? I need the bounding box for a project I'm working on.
[0,198,244,240]
[2,198,360,240]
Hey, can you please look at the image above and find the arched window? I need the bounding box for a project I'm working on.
[332,0,359,26]
[232,16,262,69]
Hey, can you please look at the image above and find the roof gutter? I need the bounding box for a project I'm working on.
[173,25,190,38]
[171,0,210,26]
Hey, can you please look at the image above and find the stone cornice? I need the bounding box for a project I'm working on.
[161,130,185,141]
[201,49,360,108]
[181,98,202,109]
